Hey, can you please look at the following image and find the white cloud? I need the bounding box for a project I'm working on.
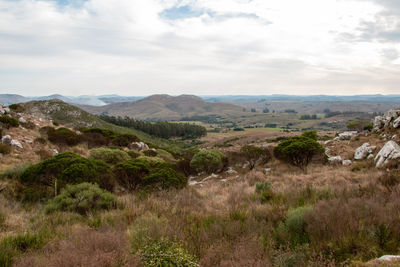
[0,0,399,96]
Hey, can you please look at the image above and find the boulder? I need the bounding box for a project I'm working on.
[373,116,385,130]
[129,142,149,152]
[18,117,27,124]
[328,156,342,165]
[225,167,237,175]
[394,117,400,128]
[333,131,358,141]
[1,135,11,145]
[10,139,23,149]
[342,160,352,166]
[52,149,59,155]
[375,141,400,167]
[367,154,374,160]
[354,143,376,160]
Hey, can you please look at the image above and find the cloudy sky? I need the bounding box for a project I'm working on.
[0,0,399,96]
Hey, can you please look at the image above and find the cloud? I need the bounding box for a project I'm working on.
[0,0,399,95]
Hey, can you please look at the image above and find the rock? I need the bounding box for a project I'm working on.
[375,141,400,167]
[18,117,27,124]
[225,167,237,175]
[378,255,400,261]
[324,140,333,145]
[24,139,33,144]
[1,135,11,144]
[52,149,59,155]
[354,143,376,160]
[367,154,374,160]
[333,131,358,141]
[328,156,342,165]
[342,160,352,166]
[325,148,331,156]
[10,139,23,149]
[129,142,149,151]
[394,117,400,128]
[3,107,10,114]
[392,135,398,140]
[373,116,385,130]
[201,173,219,182]
[263,168,271,173]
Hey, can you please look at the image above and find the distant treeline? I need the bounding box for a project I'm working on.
[99,115,207,139]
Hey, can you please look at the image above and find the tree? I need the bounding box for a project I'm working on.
[346,120,371,132]
[301,130,318,141]
[241,145,271,170]
[263,108,270,113]
[274,136,324,170]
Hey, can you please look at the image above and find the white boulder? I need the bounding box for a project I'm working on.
[10,139,23,149]
[328,156,342,165]
[18,117,27,124]
[354,143,376,160]
[333,131,358,141]
[394,117,400,128]
[342,160,352,166]
[375,141,400,167]
[52,149,59,155]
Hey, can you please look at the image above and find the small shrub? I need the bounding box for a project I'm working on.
[20,120,36,129]
[112,133,139,147]
[142,166,187,190]
[241,145,271,170]
[43,127,81,146]
[140,238,198,267]
[34,137,47,144]
[0,143,11,155]
[89,147,131,165]
[52,120,60,126]
[190,149,224,174]
[0,116,19,129]
[255,181,273,203]
[45,183,117,215]
[114,159,150,191]
[35,149,53,160]
[143,149,158,157]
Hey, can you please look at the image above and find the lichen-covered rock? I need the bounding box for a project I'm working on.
[1,135,11,144]
[375,141,400,167]
[10,139,23,149]
[354,143,376,160]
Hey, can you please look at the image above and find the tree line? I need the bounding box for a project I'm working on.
[99,115,207,139]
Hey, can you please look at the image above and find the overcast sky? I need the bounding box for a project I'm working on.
[0,0,399,96]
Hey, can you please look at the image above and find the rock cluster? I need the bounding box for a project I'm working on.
[129,142,149,152]
[373,109,400,131]
[1,135,23,149]
[354,143,376,160]
[0,104,10,115]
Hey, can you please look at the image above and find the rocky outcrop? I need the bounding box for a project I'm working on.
[374,109,400,131]
[375,141,400,167]
[0,104,10,115]
[354,143,376,160]
[333,131,358,141]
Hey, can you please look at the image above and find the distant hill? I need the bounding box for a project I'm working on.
[0,94,31,105]
[80,94,244,120]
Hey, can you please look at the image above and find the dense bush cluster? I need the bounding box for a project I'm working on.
[240,145,271,169]
[45,183,117,215]
[347,120,373,132]
[19,152,115,201]
[114,158,187,191]
[44,127,81,146]
[100,115,207,139]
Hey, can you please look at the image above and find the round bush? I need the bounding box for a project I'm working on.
[143,149,158,157]
[19,152,115,201]
[114,159,150,191]
[142,167,187,190]
[0,116,19,129]
[43,127,81,146]
[190,149,224,174]
[45,183,117,215]
[89,148,131,165]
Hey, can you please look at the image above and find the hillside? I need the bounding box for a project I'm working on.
[80,94,244,120]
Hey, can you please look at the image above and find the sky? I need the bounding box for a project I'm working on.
[0,0,399,96]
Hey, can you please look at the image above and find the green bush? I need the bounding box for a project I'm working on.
[43,127,81,146]
[89,147,131,165]
[241,145,271,170]
[114,159,150,191]
[112,133,139,147]
[0,143,11,155]
[346,120,371,132]
[140,238,198,267]
[142,167,187,190]
[190,149,224,174]
[275,206,313,247]
[301,130,318,141]
[274,136,324,169]
[45,183,117,215]
[0,116,19,129]
[127,150,141,159]
[19,152,115,201]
